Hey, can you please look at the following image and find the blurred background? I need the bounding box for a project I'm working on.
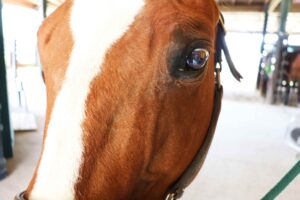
[0,0,299,199]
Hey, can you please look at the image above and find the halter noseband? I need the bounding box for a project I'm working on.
[15,14,241,200]
[165,14,242,200]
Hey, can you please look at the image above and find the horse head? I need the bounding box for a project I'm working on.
[20,0,239,199]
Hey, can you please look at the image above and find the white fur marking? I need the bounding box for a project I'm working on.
[30,1,144,199]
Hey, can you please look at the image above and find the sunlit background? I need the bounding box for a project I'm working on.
[0,0,300,199]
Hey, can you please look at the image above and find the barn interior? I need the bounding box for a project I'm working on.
[0,0,300,199]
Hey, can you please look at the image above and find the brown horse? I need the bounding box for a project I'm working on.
[290,53,300,81]
[16,0,240,199]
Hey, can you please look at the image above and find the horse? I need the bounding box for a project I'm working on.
[290,53,300,81]
[15,0,241,199]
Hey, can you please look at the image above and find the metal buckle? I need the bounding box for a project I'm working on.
[15,191,26,200]
[165,189,183,200]
[166,193,176,200]
[215,63,221,89]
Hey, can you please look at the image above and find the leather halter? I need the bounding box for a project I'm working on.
[15,14,241,200]
[165,15,242,200]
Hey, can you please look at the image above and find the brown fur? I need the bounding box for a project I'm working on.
[291,54,300,80]
[27,0,220,199]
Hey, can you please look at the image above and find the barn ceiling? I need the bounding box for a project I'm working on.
[217,0,300,12]
[4,0,300,12]
[3,0,300,33]
[3,0,38,9]
[2,0,64,9]
[216,0,300,33]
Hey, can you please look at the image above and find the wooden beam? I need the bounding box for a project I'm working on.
[290,4,300,11]
[219,5,262,12]
[3,0,38,9]
[219,5,265,12]
[47,0,64,7]
[219,4,300,12]
[269,0,281,12]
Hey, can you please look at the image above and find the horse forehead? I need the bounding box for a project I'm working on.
[68,0,218,49]
[150,0,219,17]
[142,0,219,37]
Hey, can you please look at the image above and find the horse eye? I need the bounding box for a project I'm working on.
[184,48,210,71]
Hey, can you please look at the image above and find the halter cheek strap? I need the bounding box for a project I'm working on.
[165,15,242,200]
[165,85,223,200]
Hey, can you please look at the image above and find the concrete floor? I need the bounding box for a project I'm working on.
[0,67,299,200]
[184,101,300,200]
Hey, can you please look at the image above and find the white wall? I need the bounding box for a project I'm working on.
[2,4,41,66]
[221,32,262,97]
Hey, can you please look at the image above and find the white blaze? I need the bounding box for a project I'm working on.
[30,0,144,199]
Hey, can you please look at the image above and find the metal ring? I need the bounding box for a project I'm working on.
[15,191,27,200]
[165,192,176,200]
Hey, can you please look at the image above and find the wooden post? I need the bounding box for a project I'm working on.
[272,0,292,103]
[0,105,8,180]
[256,2,270,89]
[41,0,47,18]
[0,0,13,158]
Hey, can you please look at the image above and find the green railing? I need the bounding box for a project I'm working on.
[262,161,300,200]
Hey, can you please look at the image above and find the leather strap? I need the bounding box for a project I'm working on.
[165,15,241,200]
[166,85,223,200]
[215,16,242,82]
